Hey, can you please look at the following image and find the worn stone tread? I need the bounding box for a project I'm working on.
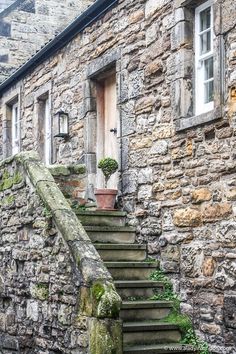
[95,243,146,250]
[85,225,136,232]
[105,261,158,268]
[115,280,164,288]
[123,344,197,354]
[121,301,173,309]
[76,210,127,217]
[123,321,180,332]
[123,321,179,332]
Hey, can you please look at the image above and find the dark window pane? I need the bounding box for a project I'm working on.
[200,7,211,31]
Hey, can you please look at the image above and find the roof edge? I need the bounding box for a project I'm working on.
[0,0,118,96]
[0,0,26,19]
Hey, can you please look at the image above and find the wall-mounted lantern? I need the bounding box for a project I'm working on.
[54,111,69,139]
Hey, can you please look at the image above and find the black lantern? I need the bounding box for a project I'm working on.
[54,111,69,138]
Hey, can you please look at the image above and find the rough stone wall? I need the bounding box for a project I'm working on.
[0,0,236,352]
[0,152,122,354]
[0,0,94,83]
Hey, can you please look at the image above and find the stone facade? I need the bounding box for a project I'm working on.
[0,152,122,353]
[0,0,94,83]
[0,0,236,353]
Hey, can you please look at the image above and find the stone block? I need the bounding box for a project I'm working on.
[138,168,153,184]
[135,97,155,115]
[202,257,216,277]
[226,189,236,201]
[191,188,212,204]
[145,59,163,77]
[224,296,236,329]
[171,20,193,51]
[173,207,202,227]
[145,0,170,18]
[149,140,168,156]
[202,203,232,223]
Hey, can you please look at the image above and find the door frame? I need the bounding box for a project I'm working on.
[84,49,122,194]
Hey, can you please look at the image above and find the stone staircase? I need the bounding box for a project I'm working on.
[76,210,197,354]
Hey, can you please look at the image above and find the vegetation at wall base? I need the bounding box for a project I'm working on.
[150,269,210,354]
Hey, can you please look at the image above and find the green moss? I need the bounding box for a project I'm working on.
[69,164,86,175]
[48,165,70,176]
[91,282,121,319]
[92,283,106,301]
[32,284,49,301]
[0,169,23,191]
[1,195,15,207]
[12,171,23,185]
[42,207,53,219]
[89,318,122,354]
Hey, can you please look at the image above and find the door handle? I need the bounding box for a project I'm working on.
[110,128,117,134]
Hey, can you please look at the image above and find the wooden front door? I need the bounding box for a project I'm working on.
[97,74,118,189]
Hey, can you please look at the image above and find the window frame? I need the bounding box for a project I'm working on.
[173,0,224,132]
[11,101,21,155]
[195,0,214,116]
[43,96,52,165]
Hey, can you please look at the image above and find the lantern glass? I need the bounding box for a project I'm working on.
[59,113,68,135]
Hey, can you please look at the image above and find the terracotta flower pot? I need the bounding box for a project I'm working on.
[94,188,118,210]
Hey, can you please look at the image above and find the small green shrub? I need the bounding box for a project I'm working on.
[98,158,118,188]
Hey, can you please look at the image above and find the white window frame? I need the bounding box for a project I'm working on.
[11,102,20,155]
[44,97,52,165]
[195,0,214,116]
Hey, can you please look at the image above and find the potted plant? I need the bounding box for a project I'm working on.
[94,157,119,210]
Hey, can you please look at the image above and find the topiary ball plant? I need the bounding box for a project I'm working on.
[98,157,119,188]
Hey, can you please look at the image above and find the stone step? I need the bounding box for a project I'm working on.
[76,210,126,227]
[115,280,164,299]
[123,344,197,354]
[120,301,173,321]
[95,244,147,261]
[105,261,158,280]
[85,225,136,244]
[123,321,181,346]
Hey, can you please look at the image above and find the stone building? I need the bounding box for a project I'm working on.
[0,0,94,82]
[0,0,236,353]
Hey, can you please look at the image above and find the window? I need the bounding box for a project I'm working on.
[11,102,21,155]
[37,94,52,165]
[195,1,214,115]
[173,0,224,131]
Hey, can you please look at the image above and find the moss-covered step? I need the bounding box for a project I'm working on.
[123,321,181,346]
[95,244,147,261]
[120,301,173,321]
[75,210,127,227]
[123,343,197,354]
[114,280,164,299]
[84,225,136,244]
[105,262,158,280]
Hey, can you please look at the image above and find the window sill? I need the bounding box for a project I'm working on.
[175,106,222,132]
